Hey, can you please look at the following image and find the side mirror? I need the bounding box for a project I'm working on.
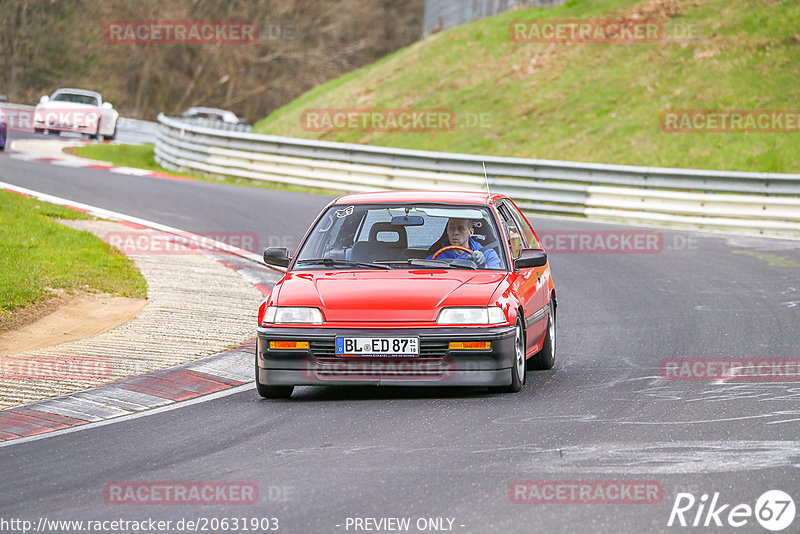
[263,247,290,268]
[102,102,113,109]
[514,248,547,270]
[39,95,49,104]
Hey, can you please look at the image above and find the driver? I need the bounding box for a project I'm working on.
[427,218,501,268]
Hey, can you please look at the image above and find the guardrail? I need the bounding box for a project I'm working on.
[117,117,159,135]
[173,116,251,132]
[155,113,800,237]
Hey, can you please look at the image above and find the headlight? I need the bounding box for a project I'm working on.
[436,307,506,325]
[263,306,323,324]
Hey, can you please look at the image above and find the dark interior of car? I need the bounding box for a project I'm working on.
[348,218,501,264]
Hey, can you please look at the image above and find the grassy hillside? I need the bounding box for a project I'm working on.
[253,0,800,173]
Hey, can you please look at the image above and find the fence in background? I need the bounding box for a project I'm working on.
[422,0,563,36]
[154,113,800,237]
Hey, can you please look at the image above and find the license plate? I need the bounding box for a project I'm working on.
[335,337,419,357]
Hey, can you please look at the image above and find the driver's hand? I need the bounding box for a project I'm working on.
[470,250,486,267]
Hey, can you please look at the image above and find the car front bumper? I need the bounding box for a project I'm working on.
[256,325,516,387]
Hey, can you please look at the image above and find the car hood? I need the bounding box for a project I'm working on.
[273,270,507,322]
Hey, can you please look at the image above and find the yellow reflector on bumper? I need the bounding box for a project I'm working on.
[269,341,310,350]
[449,341,491,350]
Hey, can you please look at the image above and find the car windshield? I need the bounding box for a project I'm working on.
[294,203,508,270]
[51,93,99,106]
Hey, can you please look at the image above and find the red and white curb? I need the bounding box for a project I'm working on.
[0,182,284,444]
[0,340,256,444]
[7,149,193,181]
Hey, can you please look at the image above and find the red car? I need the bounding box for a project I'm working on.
[256,191,556,398]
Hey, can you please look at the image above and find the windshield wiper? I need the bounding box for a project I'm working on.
[296,258,392,270]
[376,259,477,270]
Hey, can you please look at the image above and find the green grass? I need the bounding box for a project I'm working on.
[0,191,147,316]
[252,0,800,173]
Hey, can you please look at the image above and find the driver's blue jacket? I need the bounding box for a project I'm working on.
[426,237,502,268]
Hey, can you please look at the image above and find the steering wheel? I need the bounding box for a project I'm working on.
[431,245,473,260]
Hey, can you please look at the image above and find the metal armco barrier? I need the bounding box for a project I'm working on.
[155,113,800,237]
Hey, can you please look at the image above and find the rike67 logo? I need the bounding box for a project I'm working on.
[668,490,795,531]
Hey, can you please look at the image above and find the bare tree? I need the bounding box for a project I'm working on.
[0,0,424,121]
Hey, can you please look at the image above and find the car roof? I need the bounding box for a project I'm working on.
[52,88,102,98]
[333,191,506,206]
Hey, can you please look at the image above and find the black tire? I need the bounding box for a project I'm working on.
[529,304,555,370]
[34,128,44,134]
[255,364,294,399]
[491,317,526,393]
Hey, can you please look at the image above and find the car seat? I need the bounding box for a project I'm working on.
[350,222,408,263]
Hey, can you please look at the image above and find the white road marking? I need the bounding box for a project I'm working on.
[0,383,254,448]
[0,180,266,265]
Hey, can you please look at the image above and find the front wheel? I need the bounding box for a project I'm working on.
[491,318,526,393]
[528,305,555,370]
[255,364,294,399]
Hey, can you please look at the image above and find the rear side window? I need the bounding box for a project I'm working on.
[497,204,526,259]
[503,201,538,248]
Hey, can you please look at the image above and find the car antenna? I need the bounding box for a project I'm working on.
[482,161,491,194]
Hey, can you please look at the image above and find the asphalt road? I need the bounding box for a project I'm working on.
[1,137,799,533]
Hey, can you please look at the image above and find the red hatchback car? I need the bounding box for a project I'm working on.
[256,191,556,398]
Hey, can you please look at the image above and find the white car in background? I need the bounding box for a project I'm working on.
[181,106,245,124]
[34,88,118,140]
